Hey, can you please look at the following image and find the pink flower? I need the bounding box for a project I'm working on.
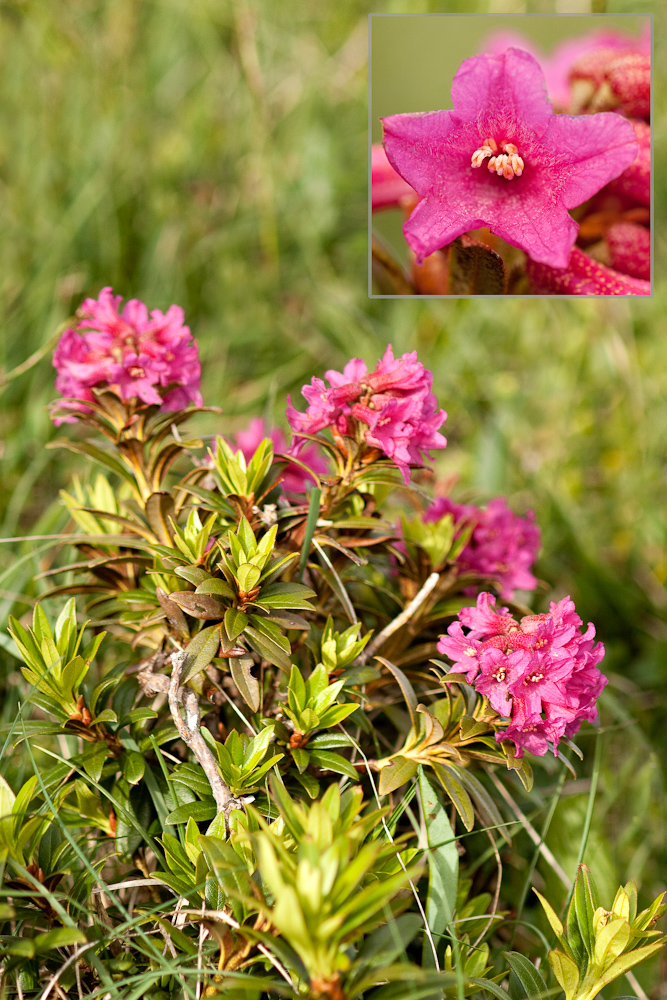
[426,496,540,600]
[228,417,328,499]
[372,144,416,211]
[437,592,607,757]
[381,48,638,268]
[527,245,650,296]
[52,287,202,424]
[481,26,648,110]
[286,346,447,484]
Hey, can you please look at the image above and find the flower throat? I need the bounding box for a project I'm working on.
[471,137,524,180]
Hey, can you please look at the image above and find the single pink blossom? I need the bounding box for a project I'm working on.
[372,144,416,211]
[287,345,447,484]
[52,287,202,424]
[426,496,540,600]
[437,591,607,757]
[381,48,638,268]
[527,245,650,296]
[229,417,328,499]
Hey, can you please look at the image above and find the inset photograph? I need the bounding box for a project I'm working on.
[370,14,651,297]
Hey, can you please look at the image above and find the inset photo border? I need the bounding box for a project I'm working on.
[369,13,652,299]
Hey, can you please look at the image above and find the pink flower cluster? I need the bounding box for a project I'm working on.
[230,417,328,499]
[286,345,447,484]
[437,593,606,757]
[52,287,202,424]
[426,497,540,600]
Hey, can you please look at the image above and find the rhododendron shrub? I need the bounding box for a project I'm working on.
[372,29,651,296]
[3,291,663,998]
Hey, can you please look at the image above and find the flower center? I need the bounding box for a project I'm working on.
[494,665,506,682]
[464,646,477,657]
[128,366,145,379]
[471,137,524,180]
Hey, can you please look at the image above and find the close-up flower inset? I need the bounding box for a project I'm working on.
[371,15,651,296]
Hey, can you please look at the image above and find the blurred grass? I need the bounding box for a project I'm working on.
[0,0,665,986]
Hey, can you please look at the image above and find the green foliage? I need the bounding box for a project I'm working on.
[8,599,105,722]
[535,865,667,1000]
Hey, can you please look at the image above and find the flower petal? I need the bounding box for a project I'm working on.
[451,47,552,137]
[546,112,639,209]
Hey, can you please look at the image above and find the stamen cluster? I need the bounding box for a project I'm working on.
[425,496,540,600]
[286,345,447,484]
[52,287,202,424]
[437,592,607,757]
[471,137,524,180]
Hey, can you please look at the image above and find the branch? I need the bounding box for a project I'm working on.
[167,651,242,823]
[357,571,440,665]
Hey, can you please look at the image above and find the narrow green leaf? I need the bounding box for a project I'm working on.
[505,952,550,999]
[180,625,222,684]
[298,486,322,581]
[431,763,474,832]
[418,767,458,968]
[166,800,217,824]
[224,608,248,642]
[230,656,260,712]
[308,749,359,781]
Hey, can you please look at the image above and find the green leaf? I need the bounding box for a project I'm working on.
[318,703,359,728]
[123,751,145,786]
[378,756,418,795]
[236,563,261,593]
[180,625,222,684]
[291,748,310,773]
[431,763,474,832]
[308,749,359,781]
[375,657,419,730]
[165,800,217,824]
[33,927,88,953]
[298,487,322,581]
[256,582,316,610]
[195,577,235,598]
[89,708,117,726]
[599,941,667,992]
[547,949,580,998]
[418,767,458,968]
[505,952,550,1000]
[245,625,291,671]
[81,742,108,783]
[145,492,176,546]
[175,565,213,586]
[308,733,353,750]
[533,889,565,940]
[230,656,260,712]
[573,864,599,959]
[225,608,248,642]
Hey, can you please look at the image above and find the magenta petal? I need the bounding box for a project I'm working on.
[451,47,552,136]
[402,195,483,264]
[547,112,639,209]
[382,110,459,198]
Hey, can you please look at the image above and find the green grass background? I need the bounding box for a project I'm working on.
[0,0,665,990]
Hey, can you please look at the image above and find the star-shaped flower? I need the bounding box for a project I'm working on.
[381,47,639,268]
